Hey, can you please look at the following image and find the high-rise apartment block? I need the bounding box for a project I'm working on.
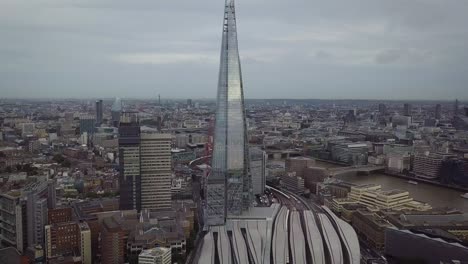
[119,114,172,211]
[250,147,267,195]
[205,0,252,226]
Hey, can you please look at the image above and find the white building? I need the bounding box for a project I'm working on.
[139,247,172,264]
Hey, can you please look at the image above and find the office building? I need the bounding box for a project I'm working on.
[435,104,442,119]
[21,123,35,137]
[118,114,172,211]
[249,147,267,195]
[79,115,96,135]
[413,153,454,179]
[95,99,103,125]
[48,208,73,225]
[280,172,305,193]
[378,103,387,115]
[111,98,122,127]
[403,103,412,116]
[454,99,459,116]
[0,181,56,254]
[0,191,27,253]
[352,209,393,250]
[138,247,172,264]
[101,217,127,264]
[118,115,141,211]
[285,156,315,177]
[140,133,172,210]
[342,184,431,211]
[206,0,252,226]
[25,181,56,251]
[44,221,91,264]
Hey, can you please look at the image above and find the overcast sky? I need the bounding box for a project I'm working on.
[1,0,468,100]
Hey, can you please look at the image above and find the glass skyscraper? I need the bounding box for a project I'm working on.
[205,0,252,226]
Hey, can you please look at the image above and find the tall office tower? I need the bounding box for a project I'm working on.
[249,147,267,195]
[455,99,459,116]
[111,97,123,127]
[206,0,252,226]
[435,104,442,119]
[118,114,142,211]
[118,113,172,211]
[140,133,172,210]
[403,103,412,116]
[378,103,387,115]
[95,99,103,125]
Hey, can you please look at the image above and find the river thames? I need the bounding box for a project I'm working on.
[315,161,468,212]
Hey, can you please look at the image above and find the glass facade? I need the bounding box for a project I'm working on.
[206,0,252,226]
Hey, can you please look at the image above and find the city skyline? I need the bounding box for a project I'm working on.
[2,0,468,100]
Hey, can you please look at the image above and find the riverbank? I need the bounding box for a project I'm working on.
[383,170,468,193]
[315,158,468,193]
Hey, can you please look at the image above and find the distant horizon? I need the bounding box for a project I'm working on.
[1,96,466,103]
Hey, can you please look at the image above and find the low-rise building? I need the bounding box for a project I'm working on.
[138,247,171,264]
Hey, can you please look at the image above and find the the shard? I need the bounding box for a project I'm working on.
[205,0,252,226]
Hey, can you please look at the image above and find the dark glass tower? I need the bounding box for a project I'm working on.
[205,0,252,226]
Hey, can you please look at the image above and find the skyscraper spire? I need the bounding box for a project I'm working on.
[205,0,251,226]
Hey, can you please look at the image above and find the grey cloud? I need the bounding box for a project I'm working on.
[0,0,468,100]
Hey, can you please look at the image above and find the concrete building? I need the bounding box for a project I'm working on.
[330,143,368,165]
[118,115,141,211]
[280,172,305,193]
[435,104,442,119]
[44,221,91,264]
[111,98,123,127]
[250,147,267,195]
[101,217,127,264]
[378,103,387,115]
[25,181,56,251]
[385,227,468,264]
[403,103,412,116]
[118,114,172,211]
[140,133,172,210]
[387,154,411,173]
[79,115,96,135]
[21,123,35,137]
[333,184,431,212]
[285,156,315,177]
[0,191,26,253]
[352,209,393,251]
[138,247,171,264]
[413,153,455,179]
[95,99,103,125]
